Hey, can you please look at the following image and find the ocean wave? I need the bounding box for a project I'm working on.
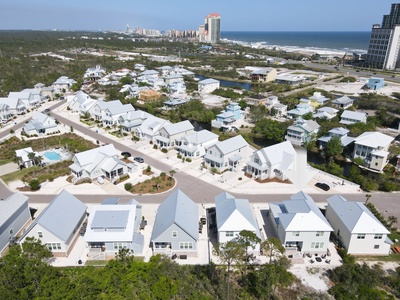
[221,38,367,55]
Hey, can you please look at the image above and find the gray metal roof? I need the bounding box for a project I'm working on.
[327,195,390,234]
[0,193,29,226]
[91,210,129,229]
[29,190,86,242]
[151,189,199,241]
[215,135,248,155]
[163,120,193,136]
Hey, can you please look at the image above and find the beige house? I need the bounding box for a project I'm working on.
[250,67,277,83]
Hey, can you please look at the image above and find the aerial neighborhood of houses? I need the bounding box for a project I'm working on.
[1,57,400,270]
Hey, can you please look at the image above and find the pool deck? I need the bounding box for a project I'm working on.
[39,148,72,165]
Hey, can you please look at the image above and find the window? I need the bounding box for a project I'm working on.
[316,231,324,237]
[172,231,178,238]
[47,243,61,250]
[226,231,234,237]
[292,232,300,237]
[179,242,193,249]
[374,245,380,249]
[114,243,125,250]
[374,234,383,239]
[38,231,43,238]
[357,234,366,239]
[311,242,324,249]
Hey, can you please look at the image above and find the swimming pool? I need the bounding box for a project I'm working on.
[43,151,62,161]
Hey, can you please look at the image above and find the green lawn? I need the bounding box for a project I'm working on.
[356,254,400,262]
[0,159,12,166]
[1,166,41,184]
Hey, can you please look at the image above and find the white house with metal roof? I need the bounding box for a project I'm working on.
[23,112,59,136]
[332,96,354,109]
[9,91,40,109]
[0,103,13,123]
[325,195,392,256]
[177,130,219,158]
[317,127,354,149]
[0,97,26,115]
[133,115,172,141]
[151,189,199,257]
[69,144,136,183]
[269,192,333,253]
[204,135,249,172]
[198,78,220,94]
[68,91,93,113]
[313,106,339,120]
[19,190,87,257]
[85,198,144,256]
[155,120,195,148]
[52,76,76,93]
[285,118,320,146]
[102,103,135,127]
[0,193,31,256]
[215,192,261,252]
[340,110,367,125]
[246,141,296,181]
[15,147,38,168]
[352,131,394,172]
[88,100,125,122]
[118,110,150,133]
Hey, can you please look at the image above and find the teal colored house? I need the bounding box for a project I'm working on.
[213,102,244,129]
[366,77,384,90]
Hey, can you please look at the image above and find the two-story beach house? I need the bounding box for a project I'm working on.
[352,131,394,172]
[246,141,296,181]
[285,118,320,146]
[269,192,333,253]
[204,135,248,172]
[325,195,391,256]
[151,190,199,257]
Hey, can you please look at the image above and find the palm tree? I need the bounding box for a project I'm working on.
[365,194,372,204]
[27,152,37,166]
[169,170,176,181]
[387,216,398,230]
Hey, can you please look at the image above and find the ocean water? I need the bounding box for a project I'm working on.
[221,31,370,54]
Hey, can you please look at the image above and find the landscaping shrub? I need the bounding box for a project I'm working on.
[185,157,192,162]
[161,148,168,153]
[124,182,132,191]
[29,179,41,191]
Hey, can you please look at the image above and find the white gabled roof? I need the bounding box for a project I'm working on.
[257,141,296,167]
[215,135,248,155]
[272,192,333,232]
[353,131,394,149]
[327,195,389,234]
[74,144,117,167]
[341,110,366,121]
[182,130,218,145]
[199,78,219,85]
[215,192,261,237]
[163,120,194,136]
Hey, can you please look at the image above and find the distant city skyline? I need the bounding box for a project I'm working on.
[0,0,397,32]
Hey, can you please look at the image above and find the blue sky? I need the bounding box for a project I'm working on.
[0,0,396,31]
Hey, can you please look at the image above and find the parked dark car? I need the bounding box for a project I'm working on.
[315,182,330,191]
[134,157,144,163]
